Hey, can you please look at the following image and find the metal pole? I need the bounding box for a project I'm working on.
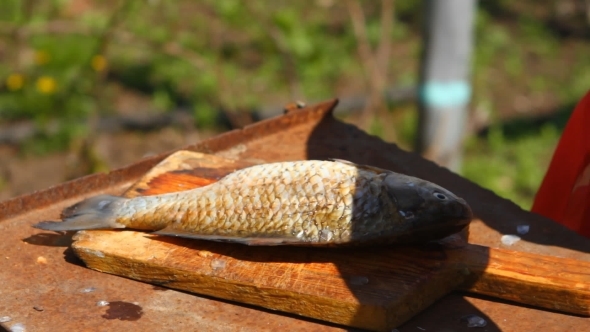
[415,0,477,172]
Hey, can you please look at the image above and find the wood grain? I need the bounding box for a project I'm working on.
[453,244,590,316]
[73,230,466,331]
[71,151,590,331]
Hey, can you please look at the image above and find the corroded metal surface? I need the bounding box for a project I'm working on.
[1,99,589,331]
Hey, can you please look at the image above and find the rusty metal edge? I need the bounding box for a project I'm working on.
[0,99,339,221]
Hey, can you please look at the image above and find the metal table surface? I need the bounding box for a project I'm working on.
[1,99,589,331]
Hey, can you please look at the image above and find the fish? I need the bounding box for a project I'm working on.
[33,159,472,246]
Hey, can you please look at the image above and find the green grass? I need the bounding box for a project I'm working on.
[462,124,560,209]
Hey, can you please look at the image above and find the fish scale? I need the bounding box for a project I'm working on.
[34,159,473,246]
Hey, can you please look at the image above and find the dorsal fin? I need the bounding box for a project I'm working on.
[328,159,391,175]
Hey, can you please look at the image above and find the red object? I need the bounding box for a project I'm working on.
[532,90,590,238]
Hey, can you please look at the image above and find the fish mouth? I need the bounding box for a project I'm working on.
[395,221,471,244]
[437,200,473,227]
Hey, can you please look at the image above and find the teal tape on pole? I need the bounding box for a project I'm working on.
[419,81,472,108]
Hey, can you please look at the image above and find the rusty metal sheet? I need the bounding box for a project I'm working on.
[1,99,589,331]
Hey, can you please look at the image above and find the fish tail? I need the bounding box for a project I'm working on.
[33,195,127,231]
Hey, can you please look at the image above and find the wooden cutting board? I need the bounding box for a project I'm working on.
[71,151,590,331]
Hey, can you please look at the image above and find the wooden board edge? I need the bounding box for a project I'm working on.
[71,234,393,331]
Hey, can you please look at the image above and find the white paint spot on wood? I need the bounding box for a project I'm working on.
[501,234,521,246]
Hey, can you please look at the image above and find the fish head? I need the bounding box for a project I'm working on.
[382,173,473,242]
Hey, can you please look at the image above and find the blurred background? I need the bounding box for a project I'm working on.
[0,0,589,209]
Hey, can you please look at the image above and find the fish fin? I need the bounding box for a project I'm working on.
[33,195,126,231]
[152,228,301,246]
[329,159,390,174]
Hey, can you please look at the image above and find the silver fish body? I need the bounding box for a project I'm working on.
[34,159,472,246]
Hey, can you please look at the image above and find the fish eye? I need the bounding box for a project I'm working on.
[433,192,447,200]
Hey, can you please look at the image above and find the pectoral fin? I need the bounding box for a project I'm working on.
[151,228,303,246]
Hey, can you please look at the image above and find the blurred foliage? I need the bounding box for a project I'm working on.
[462,124,560,209]
[1,0,590,208]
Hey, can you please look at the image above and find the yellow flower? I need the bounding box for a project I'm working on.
[36,76,57,94]
[6,74,24,91]
[35,50,50,65]
[91,55,107,72]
